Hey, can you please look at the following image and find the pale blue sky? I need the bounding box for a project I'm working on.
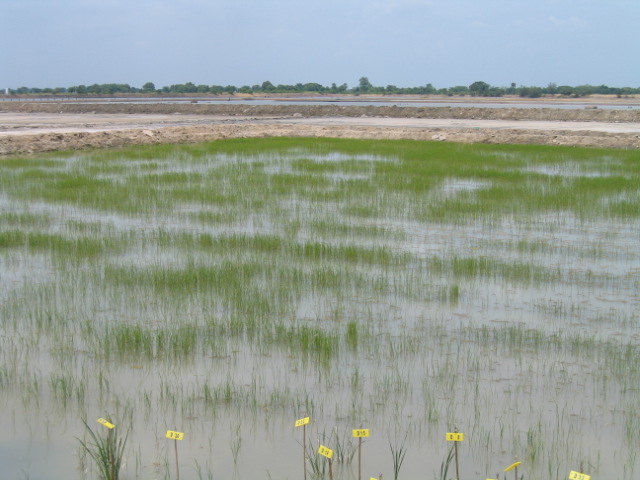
[1,0,638,89]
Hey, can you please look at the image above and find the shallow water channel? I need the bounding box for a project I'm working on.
[1,139,639,480]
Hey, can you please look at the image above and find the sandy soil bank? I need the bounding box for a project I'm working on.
[3,101,640,122]
[1,102,639,155]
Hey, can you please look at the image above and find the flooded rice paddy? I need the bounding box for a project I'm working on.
[1,138,639,480]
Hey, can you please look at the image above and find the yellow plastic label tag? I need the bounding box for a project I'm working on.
[352,429,370,437]
[166,430,185,440]
[295,417,310,427]
[569,471,590,480]
[446,432,464,441]
[97,418,115,429]
[318,445,334,459]
[504,461,522,472]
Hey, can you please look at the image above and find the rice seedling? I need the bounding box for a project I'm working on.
[194,459,215,480]
[345,320,359,351]
[77,418,128,480]
[436,445,455,480]
[307,438,328,480]
[230,423,242,464]
[389,434,408,480]
[331,428,357,465]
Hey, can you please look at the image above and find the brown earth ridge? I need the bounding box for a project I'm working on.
[1,102,639,155]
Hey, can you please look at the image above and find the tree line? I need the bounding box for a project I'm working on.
[7,78,640,98]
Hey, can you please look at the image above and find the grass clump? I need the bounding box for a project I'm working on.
[77,418,128,480]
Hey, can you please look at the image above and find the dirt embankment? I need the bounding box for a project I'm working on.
[1,102,640,155]
[3,123,639,156]
[2,101,640,122]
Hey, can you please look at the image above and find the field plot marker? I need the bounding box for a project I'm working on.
[166,428,185,480]
[446,428,464,480]
[569,470,591,480]
[504,460,522,480]
[318,444,334,480]
[352,427,370,480]
[97,417,115,430]
[295,415,310,480]
[94,418,118,477]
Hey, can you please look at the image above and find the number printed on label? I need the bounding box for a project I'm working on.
[166,430,185,440]
[446,432,464,441]
[97,418,115,429]
[295,417,310,427]
[318,445,334,459]
[569,471,590,480]
[352,429,370,438]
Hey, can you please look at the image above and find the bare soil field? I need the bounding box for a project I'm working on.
[1,100,639,155]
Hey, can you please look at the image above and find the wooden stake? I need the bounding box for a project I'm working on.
[454,427,460,480]
[358,436,363,480]
[303,423,307,480]
[174,426,180,480]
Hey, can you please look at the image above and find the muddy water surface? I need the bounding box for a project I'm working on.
[1,139,639,480]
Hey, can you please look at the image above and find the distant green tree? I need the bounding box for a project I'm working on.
[261,81,276,92]
[276,84,295,92]
[14,79,640,98]
[469,81,490,96]
[573,84,596,97]
[303,82,324,92]
[358,77,372,92]
[519,86,543,98]
[557,85,574,96]
[448,85,469,95]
